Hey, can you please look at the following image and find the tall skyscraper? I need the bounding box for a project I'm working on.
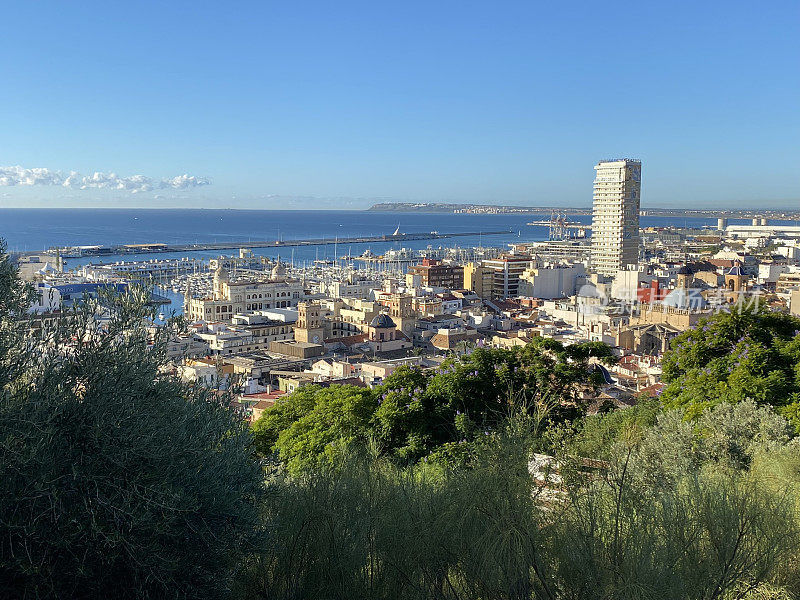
[590,159,641,276]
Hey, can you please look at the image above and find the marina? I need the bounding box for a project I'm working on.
[46,230,513,258]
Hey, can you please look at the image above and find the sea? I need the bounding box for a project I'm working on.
[0,207,751,257]
[0,208,784,315]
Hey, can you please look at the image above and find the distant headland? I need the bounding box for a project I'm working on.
[367,202,800,220]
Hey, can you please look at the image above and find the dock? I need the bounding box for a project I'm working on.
[49,231,513,258]
[527,220,591,229]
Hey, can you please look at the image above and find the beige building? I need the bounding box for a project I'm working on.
[463,262,492,298]
[184,265,304,322]
[591,159,641,276]
[518,263,586,299]
[777,272,800,294]
[294,296,417,346]
[791,289,800,317]
[193,319,295,356]
[630,304,707,330]
[324,277,381,299]
[360,356,423,384]
[616,323,681,355]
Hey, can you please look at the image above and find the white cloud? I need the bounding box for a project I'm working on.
[0,165,210,193]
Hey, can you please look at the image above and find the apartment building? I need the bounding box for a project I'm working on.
[591,159,641,276]
[406,259,464,289]
[479,255,532,298]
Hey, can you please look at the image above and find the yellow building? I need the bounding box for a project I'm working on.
[463,262,492,298]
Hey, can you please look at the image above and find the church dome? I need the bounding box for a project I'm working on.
[676,264,693,276]
[369,313,396,328]
[727,263,745,277]
[214,265,229,282]
[271,256,286,279]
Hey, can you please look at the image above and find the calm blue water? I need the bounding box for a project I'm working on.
[0,208,733,257]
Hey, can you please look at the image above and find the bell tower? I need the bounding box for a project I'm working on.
[213,265,229,300]
[295,302,325,344]
[676,264,693,290]
[388,293,415,336]
[389,293,412,318]
[725,260,746,303]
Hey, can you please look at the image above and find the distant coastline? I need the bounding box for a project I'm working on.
[367,202,800,220]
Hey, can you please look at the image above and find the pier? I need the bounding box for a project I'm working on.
[48,231,513,258]
[526,220,592,229]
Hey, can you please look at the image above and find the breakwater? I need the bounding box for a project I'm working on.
[47,230,513,258]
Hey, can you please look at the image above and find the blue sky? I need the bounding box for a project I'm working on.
[0,1,797,209]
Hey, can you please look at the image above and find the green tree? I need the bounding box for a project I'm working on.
[374,340,616,466]
[553,462,799,600]
[550,399,800,600]
[252,339,616,471]
[257,384,378,475]
[660,304,800,429]
[0,241,263,599]
[623,400,794,490]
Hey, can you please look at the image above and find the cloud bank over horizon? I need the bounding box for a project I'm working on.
[0,166,210,194]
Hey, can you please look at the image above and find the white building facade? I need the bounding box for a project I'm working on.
[591,159,641,276]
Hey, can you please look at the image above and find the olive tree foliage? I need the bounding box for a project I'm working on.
[622,399,794,490]
[0,242,264,599]
[549,400,800,600]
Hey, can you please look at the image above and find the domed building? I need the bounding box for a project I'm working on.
[370,313,395,328]
[675,264,694,290]
[271,256,287,280]
[212,265,230,300]
[184,260,304,323]
[364,312,411,353]
[368,313,397,342]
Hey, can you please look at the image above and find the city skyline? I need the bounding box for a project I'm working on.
[1,1,798,210]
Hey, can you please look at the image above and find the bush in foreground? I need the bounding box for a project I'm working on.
[0,243,263,599]
[242,413,800,600]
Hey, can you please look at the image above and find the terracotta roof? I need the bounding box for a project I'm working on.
[253,399,277,410]
[708,259,736,268]
[335,333,369,345]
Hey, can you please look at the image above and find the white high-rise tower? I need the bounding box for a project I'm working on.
[590,159,641,276]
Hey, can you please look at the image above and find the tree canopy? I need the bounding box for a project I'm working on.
[660,305,800,430]
[253,339,616,473]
